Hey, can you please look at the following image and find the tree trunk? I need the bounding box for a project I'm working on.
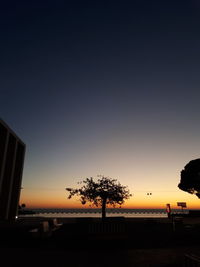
[102,198,106,220]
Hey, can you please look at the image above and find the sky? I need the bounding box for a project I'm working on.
[1,0,200,209]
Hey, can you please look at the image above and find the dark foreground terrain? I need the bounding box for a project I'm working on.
[1,217,200,267]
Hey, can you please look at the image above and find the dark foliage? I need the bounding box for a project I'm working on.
[66,175,131,218]
[178,158,200,198]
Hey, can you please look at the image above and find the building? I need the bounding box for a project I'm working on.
[0,119,26,220]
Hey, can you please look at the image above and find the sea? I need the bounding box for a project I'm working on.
[21,208,189,218]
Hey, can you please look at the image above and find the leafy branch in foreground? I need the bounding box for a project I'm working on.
[178,158,200,198]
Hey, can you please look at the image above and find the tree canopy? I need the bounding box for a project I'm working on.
[66,175,132,218]
[178,158,200,198]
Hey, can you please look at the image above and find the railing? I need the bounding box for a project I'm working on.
[185,254,200,266]
[88,222,126,234]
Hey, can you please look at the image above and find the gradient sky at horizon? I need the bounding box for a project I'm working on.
[1,0,200,209]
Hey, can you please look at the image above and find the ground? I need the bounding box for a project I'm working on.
[1,217,200,266]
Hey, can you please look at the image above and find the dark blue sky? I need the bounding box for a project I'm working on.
[1,0,200,208]
[1,0,200,135]
[2,0,200,92]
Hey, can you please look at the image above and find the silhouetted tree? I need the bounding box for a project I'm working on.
[66,176,132,219]
[18,203,26,215]
[21,203,26,209]
[18,203,26,210]
[178,159,200,198]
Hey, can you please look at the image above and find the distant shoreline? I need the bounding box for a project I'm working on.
[19,208,190,219]
[25,208,188,212]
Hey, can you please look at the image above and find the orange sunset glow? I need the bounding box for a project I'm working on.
[20,183,200,210]
[2,0,200,213]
